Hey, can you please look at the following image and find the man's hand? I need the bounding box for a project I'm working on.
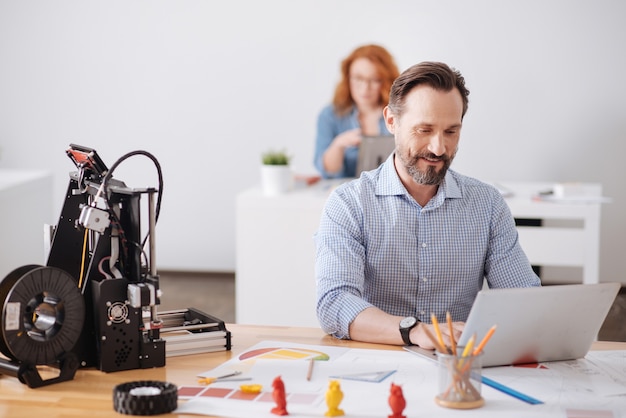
[411,321,464,350]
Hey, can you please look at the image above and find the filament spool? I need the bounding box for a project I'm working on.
[0,265,85,365]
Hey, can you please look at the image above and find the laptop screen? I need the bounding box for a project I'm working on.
[355,135,395,175]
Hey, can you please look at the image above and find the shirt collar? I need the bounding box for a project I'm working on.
[375,154,462,204]
[375,153,406,196]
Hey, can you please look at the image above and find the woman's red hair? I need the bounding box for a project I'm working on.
[332,44,400,115]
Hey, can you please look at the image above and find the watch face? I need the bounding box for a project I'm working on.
[400,317,417,328]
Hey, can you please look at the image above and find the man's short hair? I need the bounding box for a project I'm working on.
[387,61,470,118]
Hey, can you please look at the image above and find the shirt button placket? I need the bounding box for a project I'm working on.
[420,242,428,282]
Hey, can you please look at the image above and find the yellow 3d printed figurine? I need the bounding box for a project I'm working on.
[325,380,345,417]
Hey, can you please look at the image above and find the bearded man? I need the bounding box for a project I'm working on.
[314,61,540,348]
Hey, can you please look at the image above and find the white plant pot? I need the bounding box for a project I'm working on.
[261,164,293,196]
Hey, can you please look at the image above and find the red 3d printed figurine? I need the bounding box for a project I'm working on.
[388,383,406,418]
[270,375,288,416]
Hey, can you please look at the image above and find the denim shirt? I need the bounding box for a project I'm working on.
[313,105,389,179]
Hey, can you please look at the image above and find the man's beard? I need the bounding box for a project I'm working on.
[402,151,453,186]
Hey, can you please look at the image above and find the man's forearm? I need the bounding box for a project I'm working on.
[349,307,464,349]
[348,307,405,345]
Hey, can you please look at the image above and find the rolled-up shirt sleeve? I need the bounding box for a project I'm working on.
[315,188,373,338]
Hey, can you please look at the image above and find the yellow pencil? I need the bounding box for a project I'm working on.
[461,334,476,358]
[423,325,447,353]
[473,325,497,355]
[431,313,447,353]
[446,311,457,356]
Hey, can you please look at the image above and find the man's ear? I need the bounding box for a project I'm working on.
[383,106,395,134]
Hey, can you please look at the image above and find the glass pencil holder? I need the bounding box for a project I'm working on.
[434,351,484,409]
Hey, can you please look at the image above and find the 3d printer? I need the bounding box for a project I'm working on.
[0,144,230,388]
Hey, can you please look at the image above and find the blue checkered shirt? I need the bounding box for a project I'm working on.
[314,155,541,339]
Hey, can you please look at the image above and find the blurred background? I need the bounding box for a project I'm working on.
[1,1,624,285]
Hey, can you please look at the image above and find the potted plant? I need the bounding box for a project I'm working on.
[260,149,293,196]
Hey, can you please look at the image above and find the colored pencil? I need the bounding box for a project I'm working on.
[431,313,447,353]
[306,358,315,381]
[473,325,497,355]
[461,334,475,358]
[422,324,447,353]
[481,376,544,405]
[446,311,457,355]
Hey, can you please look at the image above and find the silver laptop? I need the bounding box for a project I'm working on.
[355,135,395,175]
[405,283,620,367]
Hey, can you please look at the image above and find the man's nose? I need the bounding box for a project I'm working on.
[427,133,446,156]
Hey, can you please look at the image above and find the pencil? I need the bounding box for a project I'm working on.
[481,376,543,404]
[431,313,447,353]
[306,358,315,381]
[422,325,447,353]
[446,311,457,355]
[457,334,476,371]
[473,325,497,355]
[461,334,475,358]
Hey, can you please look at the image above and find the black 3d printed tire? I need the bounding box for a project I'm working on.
[113,381,178,416]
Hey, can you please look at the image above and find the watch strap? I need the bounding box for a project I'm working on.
[400,317,419,345]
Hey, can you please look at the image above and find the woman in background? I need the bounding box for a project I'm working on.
[314,44,400,178]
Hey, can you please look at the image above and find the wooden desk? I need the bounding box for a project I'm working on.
[0,324,624,417]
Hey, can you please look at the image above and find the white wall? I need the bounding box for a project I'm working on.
[1,0,625,283]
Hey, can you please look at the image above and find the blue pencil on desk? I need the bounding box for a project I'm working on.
[481,376,543,405]
[469,324,542,405]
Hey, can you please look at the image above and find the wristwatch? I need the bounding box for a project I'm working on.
[399,316,419,345]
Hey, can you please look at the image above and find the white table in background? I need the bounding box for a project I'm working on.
[236,180,602,327]
[0,169,53,279]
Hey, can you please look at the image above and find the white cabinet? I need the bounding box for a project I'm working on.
[236,183,334,327]
[498,182,601,285]
[236,181,602,327]
[0,169,53,279]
